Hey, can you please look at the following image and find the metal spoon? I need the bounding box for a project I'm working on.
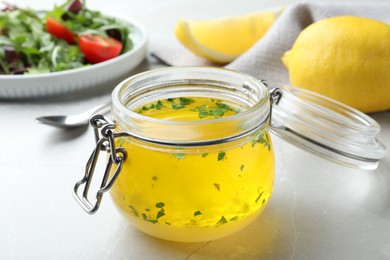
[36,102,111,129]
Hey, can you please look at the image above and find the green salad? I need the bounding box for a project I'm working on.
[0,0,133,75]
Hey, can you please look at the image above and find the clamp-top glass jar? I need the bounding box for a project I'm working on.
[74,67,386,242]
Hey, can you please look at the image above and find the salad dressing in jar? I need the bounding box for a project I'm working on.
[111,96,274,242]
[74,67,387,242]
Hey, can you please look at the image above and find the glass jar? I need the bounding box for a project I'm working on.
[74,67,387,242]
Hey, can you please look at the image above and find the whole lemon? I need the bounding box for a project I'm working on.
[282,16,390,113]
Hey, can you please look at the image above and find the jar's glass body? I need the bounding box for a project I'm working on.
[110,67,274,242]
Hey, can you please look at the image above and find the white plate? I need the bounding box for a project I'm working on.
[0,15,147,99]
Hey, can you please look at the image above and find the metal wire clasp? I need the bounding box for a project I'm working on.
[73,115,126,214]
[269,88,283,125]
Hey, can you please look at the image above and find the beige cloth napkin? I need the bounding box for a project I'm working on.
[152,2,390,89]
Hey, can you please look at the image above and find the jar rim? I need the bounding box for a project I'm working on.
[111,67,270,144]
[112,67,269,125]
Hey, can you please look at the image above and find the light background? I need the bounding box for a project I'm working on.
[1,1,389,259]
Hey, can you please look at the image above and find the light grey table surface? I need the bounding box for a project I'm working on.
[1,0,389,259]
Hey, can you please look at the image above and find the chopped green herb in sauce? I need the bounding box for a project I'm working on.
[156,208,165,219]
[136,97,242,120]
[217,151,226,161]
[255,192,264,203]
[171,97,195,110]
[252,133,271,151]
[174,153,186,159]
[138,100,165,113]
[194,210,202,217]
[191,101,241,119]
[229,216,239,221]
[216,216,228,225]
[155,202,165,208]
[128,205,139,217]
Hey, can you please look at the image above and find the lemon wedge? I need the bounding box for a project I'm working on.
[175,10,281,64]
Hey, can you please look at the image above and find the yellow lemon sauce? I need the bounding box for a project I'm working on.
[110,97,274,242]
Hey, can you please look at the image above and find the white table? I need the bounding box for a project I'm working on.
[1,0,390,259]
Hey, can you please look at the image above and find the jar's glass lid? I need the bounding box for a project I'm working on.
[270,86,387,170]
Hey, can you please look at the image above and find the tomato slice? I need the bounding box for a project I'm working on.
[46,17,76,44]
[78,34,123,64]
